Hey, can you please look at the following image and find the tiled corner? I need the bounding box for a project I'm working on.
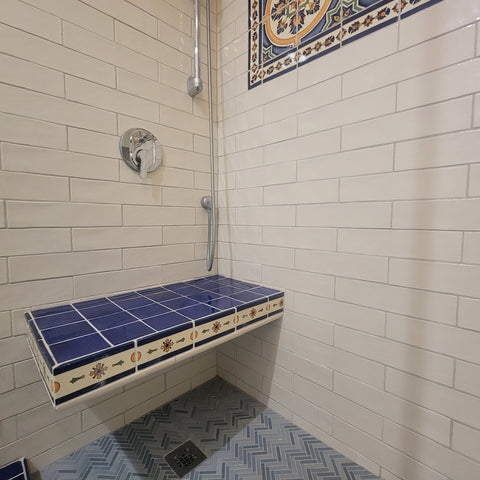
[24,275,284,408]
[248,0,444,88]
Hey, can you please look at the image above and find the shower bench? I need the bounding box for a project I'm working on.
[25,275,284,409]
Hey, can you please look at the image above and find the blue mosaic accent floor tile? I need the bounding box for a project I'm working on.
[35,377,380,480]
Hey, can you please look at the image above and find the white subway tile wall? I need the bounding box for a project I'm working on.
[217,1,480,480]
[0,0,217,471]
[1,0,479,478]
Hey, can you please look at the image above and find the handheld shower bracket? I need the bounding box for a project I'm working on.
[201,195,212,212]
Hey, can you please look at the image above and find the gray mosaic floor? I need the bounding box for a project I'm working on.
[36,377,381,479]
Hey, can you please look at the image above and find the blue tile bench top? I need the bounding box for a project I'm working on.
[25,275,284,407]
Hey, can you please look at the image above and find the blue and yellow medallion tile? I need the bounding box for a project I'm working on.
[248,0,444,88]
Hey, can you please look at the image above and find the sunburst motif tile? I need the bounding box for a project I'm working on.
[248,0,444,88]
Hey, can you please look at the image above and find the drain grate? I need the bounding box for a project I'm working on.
[165,440,207,477]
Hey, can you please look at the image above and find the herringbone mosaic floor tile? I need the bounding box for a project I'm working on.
[37,377,381,480]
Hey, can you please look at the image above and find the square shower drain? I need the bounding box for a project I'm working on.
[165,440,207,477]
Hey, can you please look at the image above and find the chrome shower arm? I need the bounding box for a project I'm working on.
[187,0,203,97]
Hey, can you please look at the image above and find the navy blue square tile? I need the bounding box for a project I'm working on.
[89,311,138,331]
[109,292,140,302]
[38,339,56,371]
[112,296,154,310]
[49,334,111,364]
[166,285,204,296]
[143,311,192,332]
[42,321,95,346]
[101,322,155,345]
[205,296,244,310]
[0,459,26,480]
[211,277,237,286]
[35,310,84,330]
[137,286,169,295]
[73,298,109,309]
[193,280,218,290]
[32,304,74,318]
[187,291,223,303]
[28,319,41,342]
[177,304,220,320]
[205,274,225,281]
[144,290,180,302]
[161,297,200,310]
[186,278,217,288]
[78,303,123,319]
[163,281,190,292]
[249,286,282,297]
[204,285,243,296]
[129,303,170,320]
[230,291,268,303]
[230,280,258,290]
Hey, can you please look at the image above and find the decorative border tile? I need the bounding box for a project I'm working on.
[137,324,194,370]
[296,24,341,67]
[53,347,136,405]
[248,0,444,88]
[248,0,262,87]
[399,0,443,18]
[341,0,399,45]
[236,298,270,328]
[194,310,237,346]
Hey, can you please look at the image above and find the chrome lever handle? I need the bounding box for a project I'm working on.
[119,128,162,178]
